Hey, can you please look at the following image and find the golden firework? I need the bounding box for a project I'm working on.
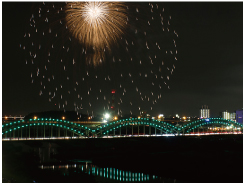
[65,2,127,65]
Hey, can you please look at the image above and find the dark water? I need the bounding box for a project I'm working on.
[3,135,243,183]
[34,143,179,183]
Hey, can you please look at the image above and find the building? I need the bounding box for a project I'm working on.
[236,109,243,123]
[222,111,230,119]
[200,105,210,119]
[230,112,236,121]
[221,110,236,121]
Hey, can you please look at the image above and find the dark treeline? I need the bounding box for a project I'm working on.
[24,110,88,121]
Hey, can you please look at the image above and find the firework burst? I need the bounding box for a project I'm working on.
[65,2,127,65]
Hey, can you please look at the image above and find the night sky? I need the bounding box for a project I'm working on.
[2,2,243,118]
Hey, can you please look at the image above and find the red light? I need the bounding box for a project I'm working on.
[111,89,116,94]
[111,106,114,109]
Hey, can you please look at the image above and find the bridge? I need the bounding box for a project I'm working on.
[2,118,243,140]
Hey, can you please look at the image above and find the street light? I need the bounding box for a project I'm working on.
[104,113,110,119]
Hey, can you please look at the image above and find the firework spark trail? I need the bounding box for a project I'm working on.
[65,2,127,65]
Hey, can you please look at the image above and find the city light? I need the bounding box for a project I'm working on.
[104,113,110,119]
[62,116,65,120]
[34,116,37,120]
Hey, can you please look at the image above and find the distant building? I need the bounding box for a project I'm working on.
[222,111,230,119]
[236,109,243,123]
[221,110,236,121]
[230,112,236,121]
[200,105,210,119]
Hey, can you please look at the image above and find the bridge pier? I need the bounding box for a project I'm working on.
[18,128,19,140]
[33,124,35,139]
[155,127,156,136]
[138,125,139,137]
[29,124,30,138]
[44,123,45,138]
[149,126,151,136]
[25,125,27,140]
[143,125,145,135]
[132,125,133,136]
[58,127,60,137]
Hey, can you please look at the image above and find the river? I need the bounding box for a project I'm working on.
[3,135,243,183]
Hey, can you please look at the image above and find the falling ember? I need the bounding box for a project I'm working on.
[65,2,127,65]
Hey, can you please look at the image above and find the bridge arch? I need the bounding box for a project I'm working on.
[180,118,243,134]
[2,118,93,139]
[95,118,177,137]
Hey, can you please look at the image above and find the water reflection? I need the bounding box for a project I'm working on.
[39,162,158,182]
[36,142,58,164]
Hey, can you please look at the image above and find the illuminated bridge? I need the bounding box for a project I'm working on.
[2,118,243,140]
